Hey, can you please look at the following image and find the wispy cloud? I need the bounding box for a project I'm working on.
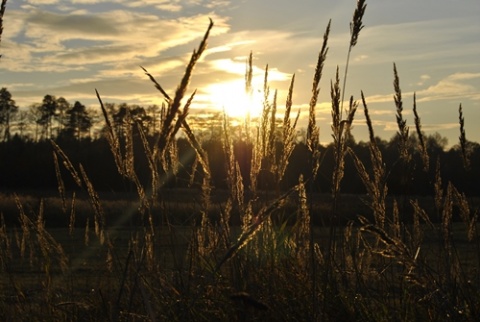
[418,72,480,102]
[416,74,430,86]
[2,7,230,73]
[351,17,479,68]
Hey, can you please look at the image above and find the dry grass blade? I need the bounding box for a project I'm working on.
[360,221,410,259]
[410,199,433,247]
[96,89,125,176]
[292,175,311,265]
[0,213,10,256]
[230,292,269,311]
[361,91,375,142]
[348,146,386,227]
[331,67,355,197]
[51,140,83,187]
[410,199,434,229]
[350,0,367,48]
[393,63,410,161]
[434,158,443,213]
[331,66,342,144]
[181,118,211,221]
[361,89,383,171]
[53,151,67,213]
[214,186,298,272]
[458,103,470,170]
[243,51,253,141]
[245,51,253,94]
[141,66,171,102]
[182,118,210,179]
[69,192,76,236]
[341,0,367,114]
[279,74,300,179]
[346,96,358,127]
[170,89,196,149]
[139,19,213,186]
[307,20,330,179]
[249,64,274,192]
[450,184,475,241]
[442,183,454,252]
[79,164,106,245]
[121,111,151,212]
[348,92,386,227]
[0,0,6,57]
[260,64,271,158]
[311,20,331,103]
[222,111,244,212]
[283,74,295,136]
[137,123,159,196]
[413,92,429,171]
[268,89,278,165]
[158,19,213,154]
[15,195,69,272]
[171,18,213,112]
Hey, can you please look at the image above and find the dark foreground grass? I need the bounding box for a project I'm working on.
[1,222,479,321]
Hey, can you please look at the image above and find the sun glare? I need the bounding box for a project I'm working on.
[206,80,263,119]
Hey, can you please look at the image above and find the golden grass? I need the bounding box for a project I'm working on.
[1,2,480,321]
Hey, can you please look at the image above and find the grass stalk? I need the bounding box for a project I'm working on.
[307,20,330,180]
[413,92,429,172]
[458,103,470,170]
[0,0,6,59]
[340,0,367,118]
[393,63,410,162]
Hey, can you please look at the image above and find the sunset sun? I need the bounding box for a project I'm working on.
[206,79,263,119]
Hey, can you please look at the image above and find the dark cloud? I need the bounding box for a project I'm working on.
[27,10,119,35]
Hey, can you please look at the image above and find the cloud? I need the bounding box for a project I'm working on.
[2,7,230,75]
[26,10,119,35]
[126,0,183,12]
[357,72,480,107]
[26,0,59,4]
[416,74,431,86]
[124,0,231,11]
[208,58,290,81]
[354,54,368,62]
[417,73,480,102]
[448,72,480,81]
[350,17,480,68]
[204,40,255,57]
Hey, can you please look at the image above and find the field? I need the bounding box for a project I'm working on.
[1,1,480,321]
[1,190,479,321]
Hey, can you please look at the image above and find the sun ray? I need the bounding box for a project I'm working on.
[205,79,263,119]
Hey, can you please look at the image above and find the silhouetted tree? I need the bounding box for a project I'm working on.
[61,101,92,140]
[12,111,29,139]
[146,104,161,134]
[55,96,70,136]
[112,104,151,137]
[37,94,58,140]
[0,87,18,141]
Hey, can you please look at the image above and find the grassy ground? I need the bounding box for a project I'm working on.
[1,221,479,321]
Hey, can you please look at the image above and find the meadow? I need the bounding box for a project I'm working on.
[1,1,480,321]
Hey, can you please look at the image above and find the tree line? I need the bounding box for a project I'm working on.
[0,87,164,142]
[0,87,479,196]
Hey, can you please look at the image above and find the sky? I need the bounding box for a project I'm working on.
[1,0,479,146]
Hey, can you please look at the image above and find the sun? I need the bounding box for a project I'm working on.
[205,79,263,119]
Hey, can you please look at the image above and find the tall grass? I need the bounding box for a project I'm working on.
[1,1,480,321]
[0,0,6,59]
